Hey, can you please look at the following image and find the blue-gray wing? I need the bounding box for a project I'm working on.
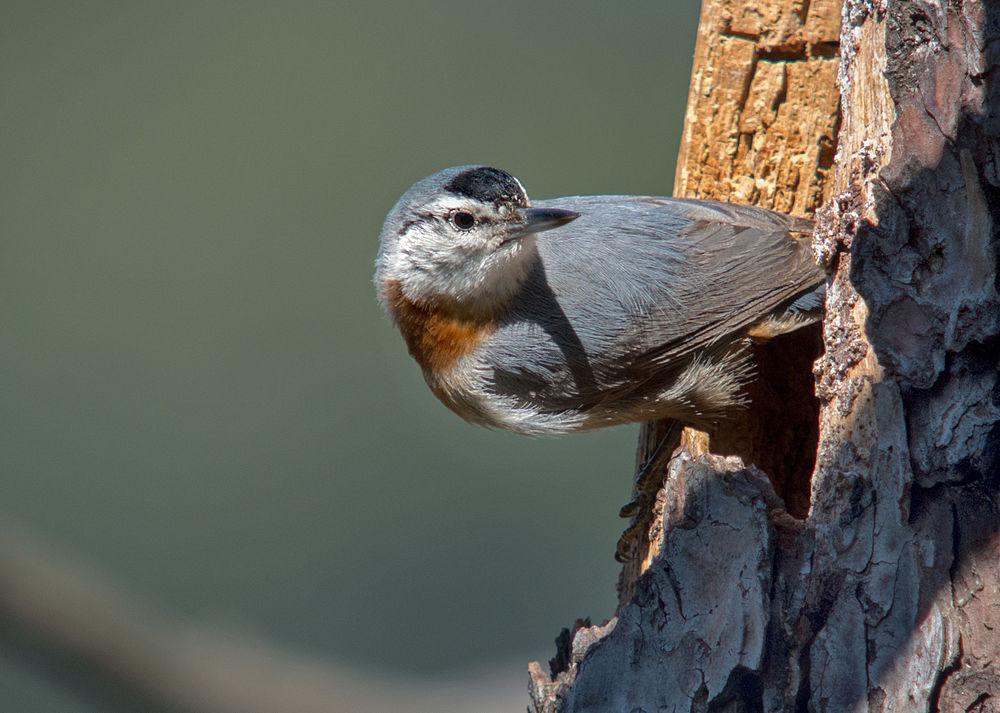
[477,196,822,424]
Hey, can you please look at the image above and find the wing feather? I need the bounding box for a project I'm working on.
[478,196,823,420]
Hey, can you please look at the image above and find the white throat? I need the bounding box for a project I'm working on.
[390,230,538,312]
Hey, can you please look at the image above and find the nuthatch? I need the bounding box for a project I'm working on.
[375,165,824,436]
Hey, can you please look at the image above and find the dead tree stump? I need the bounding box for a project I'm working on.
[529,0,1000,710]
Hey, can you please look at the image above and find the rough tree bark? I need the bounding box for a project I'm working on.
[529,1,1000,711]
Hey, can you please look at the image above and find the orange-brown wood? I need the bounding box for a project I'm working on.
[618,0,842,604]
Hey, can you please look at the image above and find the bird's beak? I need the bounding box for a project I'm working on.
[514,207,580,235]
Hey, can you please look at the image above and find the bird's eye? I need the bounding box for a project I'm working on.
[449,210,476,231]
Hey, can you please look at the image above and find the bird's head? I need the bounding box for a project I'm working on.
[375,166,578,314]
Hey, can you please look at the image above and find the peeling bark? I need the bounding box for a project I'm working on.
[529,0,1000,711]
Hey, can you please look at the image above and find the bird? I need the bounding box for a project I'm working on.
[374,165,824,436]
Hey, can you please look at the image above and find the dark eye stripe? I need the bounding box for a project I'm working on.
[397,210,437,236]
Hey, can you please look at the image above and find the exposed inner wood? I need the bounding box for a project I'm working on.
[620,0,842,597]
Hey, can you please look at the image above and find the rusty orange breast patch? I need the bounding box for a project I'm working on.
[382,280,497,375]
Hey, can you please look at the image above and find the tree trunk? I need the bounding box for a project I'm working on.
[529,1,1000,711]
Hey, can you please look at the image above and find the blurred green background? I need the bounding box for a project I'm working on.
[1,2,699,709]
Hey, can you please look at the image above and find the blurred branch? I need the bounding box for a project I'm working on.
[0,525,518,713]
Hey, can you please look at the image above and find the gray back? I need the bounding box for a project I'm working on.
[481,196,821,413]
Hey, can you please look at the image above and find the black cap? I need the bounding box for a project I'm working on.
[444,166,528,206]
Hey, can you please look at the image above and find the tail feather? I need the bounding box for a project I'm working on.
[745,282,826,340]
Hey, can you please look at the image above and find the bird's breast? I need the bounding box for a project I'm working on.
[381,280,497,377]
